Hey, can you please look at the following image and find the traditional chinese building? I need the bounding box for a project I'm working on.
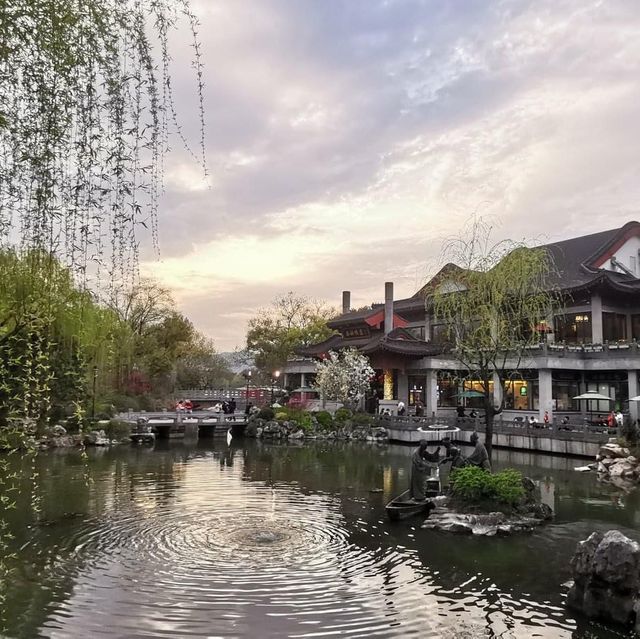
[290,220,640,423]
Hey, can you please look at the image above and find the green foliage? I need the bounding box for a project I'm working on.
[103,420,131,441]
[273,407,314,431]
[246,292,336,378]
[257,407,275,421]
[334,408,353,422]
[350,412,373,427]
[450,466,525,506]
[315,410,333,429]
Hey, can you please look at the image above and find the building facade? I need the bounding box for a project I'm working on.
[291,221,640,423]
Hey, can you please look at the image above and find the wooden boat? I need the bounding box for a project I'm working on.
[385,489,436,521]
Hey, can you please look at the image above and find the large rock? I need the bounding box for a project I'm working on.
[422,507,543,536]
[84,429,109,446]
[598,443,631,460]
[568,530,640,627]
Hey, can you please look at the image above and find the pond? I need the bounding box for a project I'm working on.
[2,439,640,638]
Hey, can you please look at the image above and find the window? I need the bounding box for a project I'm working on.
[603,312,627,342]
[554,312,592,343]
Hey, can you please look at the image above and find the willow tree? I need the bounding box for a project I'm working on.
[429,218,559,459]
[0,0,205,425]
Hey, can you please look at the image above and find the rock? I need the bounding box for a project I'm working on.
[598,443,631,459]
[567,530,640,627]
[51,424,67,437]
[422,508,541,536]
[288,430,304,440]
[84,430,109,446]
[608,459,636,478]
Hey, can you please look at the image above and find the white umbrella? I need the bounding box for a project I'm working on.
[573,391,613,423]
[629,396,640,402]
[572,392,613,401]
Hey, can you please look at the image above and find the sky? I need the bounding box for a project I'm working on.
[140,0,640,351]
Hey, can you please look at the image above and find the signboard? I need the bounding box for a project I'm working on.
[519,386,528,397]
[343,327,370,339]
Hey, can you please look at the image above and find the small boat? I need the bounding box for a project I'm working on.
[385,489,436,521]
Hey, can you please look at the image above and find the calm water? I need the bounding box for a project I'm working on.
[2,439,640,639]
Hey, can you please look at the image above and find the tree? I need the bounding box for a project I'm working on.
[429,217,559,459]
[246,292,336,378]
[110,279,175,336]
[176,335,234,389]
[315,349,374,410]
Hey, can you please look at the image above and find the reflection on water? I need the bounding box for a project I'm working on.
[2,440,640,638]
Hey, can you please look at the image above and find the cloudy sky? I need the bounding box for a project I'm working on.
[141,0,640,351]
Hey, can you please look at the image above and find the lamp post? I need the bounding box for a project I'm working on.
[271,370,281,405]
[245,369,252,411]
[91,365,98,421]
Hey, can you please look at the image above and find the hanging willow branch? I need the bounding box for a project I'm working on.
[0,0,206,287]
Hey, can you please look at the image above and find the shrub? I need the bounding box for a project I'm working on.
[351,412,373,427]
[450,466,524,506]
[315,411,333,428]
[275,412,288,421]
[104,419,131,441]
[257,407,275,421]
[334,408,352,422]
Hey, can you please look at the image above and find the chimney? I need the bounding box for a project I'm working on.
[384,282,394,334]
[342,290,351,314]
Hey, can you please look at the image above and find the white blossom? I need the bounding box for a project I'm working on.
[315,349,374,409]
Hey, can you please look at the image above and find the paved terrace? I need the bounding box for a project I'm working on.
[376,414,610,458]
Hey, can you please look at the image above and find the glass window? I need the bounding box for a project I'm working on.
[603,312,627,342]
[554,312,592,343]
[437,376,458,407]
[408,376,424,406]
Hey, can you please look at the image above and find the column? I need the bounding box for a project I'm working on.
[283,373,290,389]
[626,314,633,341]
[426,369,438,418]
[629,370,639,423]
[591,293,603,343]
[538,369,553,422]
[300,372,306,388]
[383,369,394,400]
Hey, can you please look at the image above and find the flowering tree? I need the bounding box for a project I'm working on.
[315,349,374,410]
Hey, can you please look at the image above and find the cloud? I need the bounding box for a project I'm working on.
[141,0,640,349]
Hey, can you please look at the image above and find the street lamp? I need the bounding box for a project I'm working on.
[245,369,252,410]
[271,370,281,405]
[91,365,98,421]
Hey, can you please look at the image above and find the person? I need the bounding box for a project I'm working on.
[410,440,440,501]
[528,415,539,427]
[245,401,253,416]
[465,432,491,471]
[607,411,615,429]
[543,410,549,426]
[469,409,478,419]
[176,400,185,412]
[228,398,237,421]
[414,399,424,417]
[184,399,193,414]
[456,405,465,419]
[397,401,406,416]
[615,410,624,428]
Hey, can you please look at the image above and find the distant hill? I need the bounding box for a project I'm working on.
[218,351,253,374]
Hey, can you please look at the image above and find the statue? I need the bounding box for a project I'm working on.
[465,432,492,471]
[410,439,440,501]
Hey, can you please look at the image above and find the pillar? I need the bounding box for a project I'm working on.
[626,314,633,341]
[283,373,290,389]
[383,369,394,400]
[591,293,603,343]
[384,282,394,335]
[629,370,639,423]
[538,369,553,421]
[300,372,306,388]
[426,370,438,418]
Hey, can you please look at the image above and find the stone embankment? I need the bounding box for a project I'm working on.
[595,440,640,490]
[245,419,388,443]
[568,530,640,631]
